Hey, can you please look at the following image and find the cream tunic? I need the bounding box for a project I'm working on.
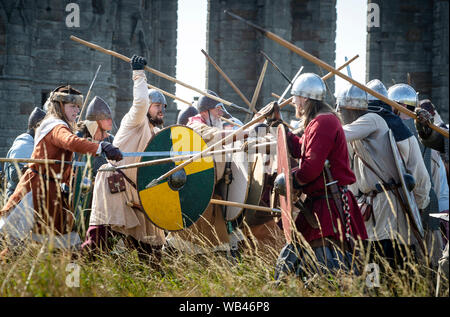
[89,70,165,246]
[344,112,430,242]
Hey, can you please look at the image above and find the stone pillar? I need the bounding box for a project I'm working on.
[206,0,336,123]
[366,0,448,122]
[0,0,178,157]
[431,0,449,121]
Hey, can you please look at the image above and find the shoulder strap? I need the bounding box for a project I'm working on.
[116,169,137,190]
[350,142,385,182]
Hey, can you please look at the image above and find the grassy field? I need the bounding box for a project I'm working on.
[0,231,447,297]
[0,184,448,298]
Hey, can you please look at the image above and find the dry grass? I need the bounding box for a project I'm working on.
[0,177,448,297]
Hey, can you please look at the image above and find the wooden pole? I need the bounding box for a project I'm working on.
[322,55,359,81]
[210,199,280,214]
[224,11,448,138]
[70,36,252,115]
[249,59,268,114]
[201,49,252,108]
[147,83,191,106]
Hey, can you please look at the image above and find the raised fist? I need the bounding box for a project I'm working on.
[130,55,147,70]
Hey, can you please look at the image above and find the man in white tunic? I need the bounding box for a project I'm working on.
[81,55,166,267]
[337,84,430,269]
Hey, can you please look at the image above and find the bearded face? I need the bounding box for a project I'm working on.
[147,102,165,126]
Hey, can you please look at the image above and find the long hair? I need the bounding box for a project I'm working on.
[302,98,341,129]
[42,86,83,132]
[43,100,76,132]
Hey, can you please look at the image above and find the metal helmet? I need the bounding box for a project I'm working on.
[86,96,112,121]
[196,90,224,113]
[387,83,418,108]
[28,107,46,131]
[336,84,368,110]
[177,106,199,125]
[366,79,388,101]
[291,73,326,101]
[148,89,167,107]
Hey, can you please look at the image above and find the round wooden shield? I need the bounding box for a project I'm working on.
[137,125,215,232]
[219,140,251,221]
[246,153,265,207]
[277,124,294,243]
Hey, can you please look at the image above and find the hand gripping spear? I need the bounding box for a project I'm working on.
[224,10,448,139]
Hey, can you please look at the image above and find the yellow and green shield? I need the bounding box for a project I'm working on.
[137,125,215,231]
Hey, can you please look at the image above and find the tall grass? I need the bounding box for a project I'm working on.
[0,172,447,297]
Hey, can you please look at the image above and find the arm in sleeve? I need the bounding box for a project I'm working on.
[343,115,377,142]
[287,131,302,159]
[123,70,150,128]
[293,118,335,184]
[50,125,100,156]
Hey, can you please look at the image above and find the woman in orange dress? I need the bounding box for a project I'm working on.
[0,85,122,254]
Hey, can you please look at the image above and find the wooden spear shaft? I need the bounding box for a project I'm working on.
[147,83,191,106]
[322,55,359,81]
[98,142,276,172]
[143,102,286,188]
[201,49,252,108]
[210,199,280,214]
[70,36,252,115]
[271,58,359,107]
[0,158,76,165]
[225,11,448,138]
[249,59,268,114]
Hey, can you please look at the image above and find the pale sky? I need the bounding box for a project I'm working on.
[175,0,367,109]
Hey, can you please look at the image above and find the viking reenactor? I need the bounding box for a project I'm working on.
[76,96,115,175]
[73,96,115,235]
[337,84,427,269]
[0,85,122,256]
[275,73,368,279]
[4,107,46,199]
[167,91,242,256]
[176,105,199,125]
[416,101,449,243]
[388,84,442,267]
[81,55,167,268]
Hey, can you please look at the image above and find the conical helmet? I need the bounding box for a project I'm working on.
[177,106,199,125]
[196,90,223,113]
[86,96,112,121]
[291,73,326,101]
[366,79,388,101]
[336,84,368,110]
[387,83,418,108]
[28,107,46,131]
[149,89,167,107]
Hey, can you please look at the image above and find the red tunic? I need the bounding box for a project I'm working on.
[1,124,99,234]
[287,113,368,243]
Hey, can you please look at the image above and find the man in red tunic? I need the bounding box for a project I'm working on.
[0,85,122,257]
[274,73,367,281]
